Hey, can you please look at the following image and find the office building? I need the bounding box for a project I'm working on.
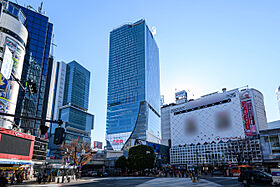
[106,19,161,151]
[260,121,280,167]
[161,105,172,146]
[60,61,93,142]
[42,57,57,129]
[48,61,94,158]
[170,139,262,166]
[163,87,267,166]
[164,87,267,147]
[161,90,187,146]
[276,86,280,115]
[11,2,53,136]
[0,1,28,129]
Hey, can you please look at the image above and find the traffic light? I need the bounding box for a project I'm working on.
[54,127,65,145]
[27,80,37,95]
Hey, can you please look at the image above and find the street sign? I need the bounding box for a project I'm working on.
[1,46,13,79]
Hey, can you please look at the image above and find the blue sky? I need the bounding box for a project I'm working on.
[18,0,280,144]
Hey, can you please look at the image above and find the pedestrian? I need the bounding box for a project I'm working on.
[16,171,21,183]
[0,171,8,187]
[38,172,42,184]
[21,172,24,182]
[43,172,47,183]
[10,172,15,185]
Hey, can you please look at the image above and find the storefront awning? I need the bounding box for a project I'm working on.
[0,159,33,165]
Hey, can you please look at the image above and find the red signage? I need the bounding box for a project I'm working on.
[247,100,257,135]
[112,139,123,144]
[0,127,35,160]
[215,136,242,141]
[242,101,251,136]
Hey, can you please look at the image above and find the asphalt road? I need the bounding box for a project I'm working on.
[12,176,274,186]
[201,176,243,186]
[63,177,155,187]
[62,176,242,187]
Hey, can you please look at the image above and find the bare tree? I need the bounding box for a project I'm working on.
[61,137,94,177]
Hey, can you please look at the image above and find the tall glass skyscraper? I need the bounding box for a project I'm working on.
[11,2,53,136]
[59,61,93,142]
[106,19,161,151]
[48,61,94,158]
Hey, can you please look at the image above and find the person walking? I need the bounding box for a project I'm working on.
[10,172,15,185]
[37,172,42,184]
[16,171,21,183]
[0,171,8,187]
[21,172,24,182]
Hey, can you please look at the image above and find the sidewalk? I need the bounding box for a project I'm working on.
[11,177,92,187]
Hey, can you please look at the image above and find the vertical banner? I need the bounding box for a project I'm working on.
[242,101,251,136]
[247,100,257,135]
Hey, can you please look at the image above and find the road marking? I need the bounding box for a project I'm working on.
[136,178,222,186]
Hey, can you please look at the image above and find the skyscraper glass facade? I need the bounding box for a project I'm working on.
[106,19,160,151]
[60,61,92,142]
[12,3,53,135]
[48,60,93,157]
[63,61,90,110]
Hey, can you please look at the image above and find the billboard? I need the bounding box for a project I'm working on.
[0,37,25,128]
[106,132,131,151]
[1,46,13,79]
[93,141,103,149]
[130,139,147,146]
[170,90,245,146]
[247,100,257,135]
[240,90,257,136]
[242,101,251,136]
[175,90,187,100]
[0,127,35,161]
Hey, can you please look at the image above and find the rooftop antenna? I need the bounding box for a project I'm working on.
[186,88,195,97]
[26,5,37,12]
[38,2,43,14]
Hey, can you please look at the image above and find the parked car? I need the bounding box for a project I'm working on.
[88,171,98,177]
[98,171,108,177]
[81,171,88,177]
[238,170,273,185]
[212,170,224,176]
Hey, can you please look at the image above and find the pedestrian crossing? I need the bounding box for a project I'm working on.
[136,178,222,187]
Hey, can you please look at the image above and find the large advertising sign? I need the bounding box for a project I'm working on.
[240,90,257,136]
[1,46,13,80]
[0,127,35,161]
[106,132,131,151]
[175,90,187,100]
[93,141,103,149]
[242,101,252,136]
[0,37,25,128]
[170,90,246,146]
[131,139,147,146]
[247,100,257,135]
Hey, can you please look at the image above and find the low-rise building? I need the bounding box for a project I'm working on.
[170,139,262,167]
[260,120,280,167]
[163,87,267,167]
